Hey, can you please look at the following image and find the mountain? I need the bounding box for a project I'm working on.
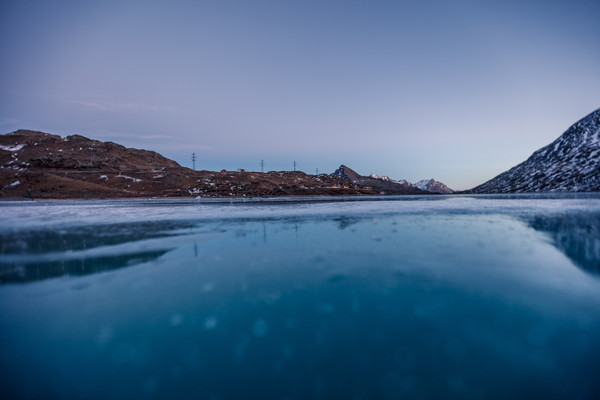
[332,165,421,194]
[332,165,453,194]
[0,130,455,199]
[413,179,454,194]
[469,108,600,193]
[331,164,364,182]
[0,130,373,198]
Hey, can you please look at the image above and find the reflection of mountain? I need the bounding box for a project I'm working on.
[0,220,196,255]
[0,220,196,284]
[334,217,361,230]
[528,213,600,274]
[0,250,170,284]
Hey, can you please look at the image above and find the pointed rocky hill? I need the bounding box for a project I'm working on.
[469,108,600,193]
[331,164,364,182]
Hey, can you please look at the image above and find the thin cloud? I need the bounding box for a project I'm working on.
[116,102,180,113]
[69,98,180,114]
[156,142,215,152]
[88,129,172,141]
[70,100,109,111]
[0,117,20,126]
[84,129,214,151]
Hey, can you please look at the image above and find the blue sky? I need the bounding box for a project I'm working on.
[1,0,599,190]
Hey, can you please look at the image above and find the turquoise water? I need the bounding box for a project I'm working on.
[1,195,599,399]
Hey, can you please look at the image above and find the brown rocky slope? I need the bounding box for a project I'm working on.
[0,130,384,199]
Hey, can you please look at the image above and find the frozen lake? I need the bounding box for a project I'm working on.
[1,194,600,399]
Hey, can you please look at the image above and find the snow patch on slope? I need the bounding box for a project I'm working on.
[0,144,26,152]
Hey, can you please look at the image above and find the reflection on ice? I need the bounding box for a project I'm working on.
[528,212,600,274]
[0,220,197,255]
[0,220,201,283]
[0,249,170,283]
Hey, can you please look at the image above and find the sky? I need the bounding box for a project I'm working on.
[1,0,599,190]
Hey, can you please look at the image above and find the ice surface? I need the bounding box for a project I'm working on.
[1,194,600,399]
[1,194,599,231]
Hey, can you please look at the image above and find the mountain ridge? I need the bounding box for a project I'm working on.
[0,130,378,198]
[332,165,453,194]
[469,108,600,193]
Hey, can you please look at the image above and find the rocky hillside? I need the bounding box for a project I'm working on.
[332,165,453,194]
[0,130,374,199]
[469,108,600,193]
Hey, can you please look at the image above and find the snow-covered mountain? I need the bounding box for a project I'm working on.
[413,179,454,194]
[332,165,453,194]
[470,108,600,193]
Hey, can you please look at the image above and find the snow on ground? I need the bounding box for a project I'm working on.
[370,173,394,182]
[0,144,26,152]
[413,180,430,191]
[3,180,20,189]
[115,174,141,183]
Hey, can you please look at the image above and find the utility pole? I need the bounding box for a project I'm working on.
[293,160,297,171]
[90,148,94,166]
[316,168,319,175]
[191,152,197,170]
[260,159,264,172]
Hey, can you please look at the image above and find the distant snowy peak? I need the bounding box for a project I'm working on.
[369,173,409,186]
[369,173,391,181]
[470,108,600,193]
[332,165,453,194]
[412,179,454,194]
[413,180,430,191]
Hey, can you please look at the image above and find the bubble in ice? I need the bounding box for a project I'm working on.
[204,316,218,330]
[97,327,114,345]
[170,313,184,327]
[252,319,269,337]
